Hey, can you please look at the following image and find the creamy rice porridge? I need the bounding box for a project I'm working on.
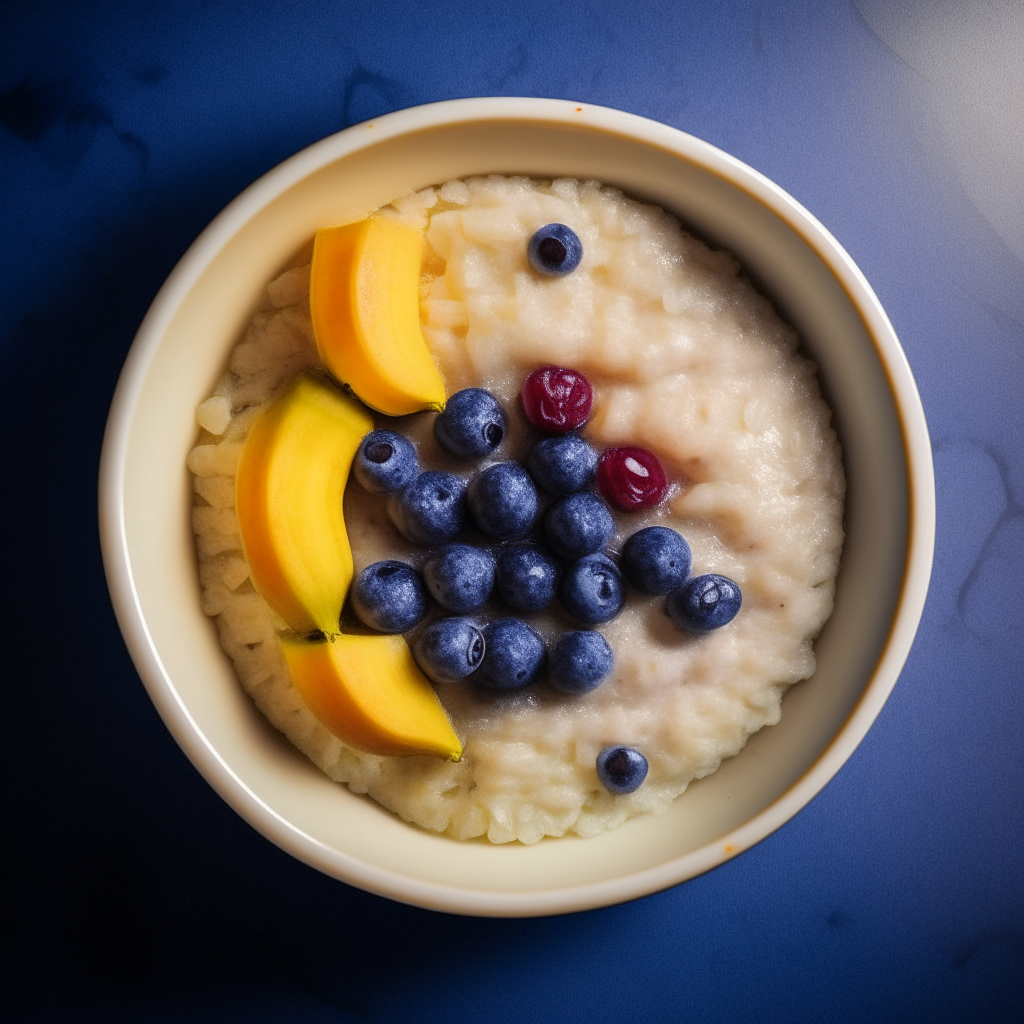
[187,176,845,845]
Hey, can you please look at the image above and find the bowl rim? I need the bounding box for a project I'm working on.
[99,96,935,917]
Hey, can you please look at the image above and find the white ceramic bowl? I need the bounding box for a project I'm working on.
[99,97,934,917]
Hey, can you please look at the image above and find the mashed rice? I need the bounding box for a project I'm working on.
[187,176,845,845]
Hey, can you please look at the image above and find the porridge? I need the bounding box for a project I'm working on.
[187,176,845,845]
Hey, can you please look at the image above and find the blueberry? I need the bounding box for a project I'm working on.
[527,434,598,495]
[434,388,507,458]
[549,631,614,695]
[527,223,583,276]
[545,491,615,561]
[467,462,538,541]
[596,746,648,794]
[476,618,545,690]
[560,554,625,624]
[666,573,742,632]
[353,430,418,495]
[494,543,560,613]
[388,471,466,545]
[414,617,486,683]
[422,544,495,613]
[621,526,692,595]
[351,560,428,633]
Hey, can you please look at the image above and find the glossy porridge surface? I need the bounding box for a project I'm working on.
[187,176,845,845]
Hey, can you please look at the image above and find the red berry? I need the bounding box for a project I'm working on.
[597,446,668,510]
[521,366,592,433]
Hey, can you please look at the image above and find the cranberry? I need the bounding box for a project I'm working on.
[521,366,592,432]
[597,446,668,511]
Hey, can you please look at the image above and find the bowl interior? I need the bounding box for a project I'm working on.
[105,103,919,915]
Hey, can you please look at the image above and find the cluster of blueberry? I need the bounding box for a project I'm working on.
[353,369,740,656]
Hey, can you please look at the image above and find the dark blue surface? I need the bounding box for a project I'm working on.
[2,1,1021,1019]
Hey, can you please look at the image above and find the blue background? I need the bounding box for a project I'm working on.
[2,1,1022,1020]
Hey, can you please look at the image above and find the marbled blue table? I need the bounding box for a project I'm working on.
[2,1,1021,1019]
